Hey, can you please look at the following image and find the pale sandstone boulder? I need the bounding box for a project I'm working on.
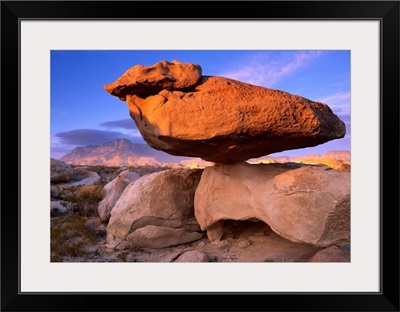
[104,60,202,100]
[51,158,74,183]
[125,76,345,163]
[194,162,350,247]
[97,170,141,222]
[107,168,205,249]
[307,245,350,262]
[174,250,209,262]
[56,168,100,189]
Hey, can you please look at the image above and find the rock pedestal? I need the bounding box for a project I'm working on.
[194,162,350,247]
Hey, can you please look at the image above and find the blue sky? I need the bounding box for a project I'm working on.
[51,50,350,159]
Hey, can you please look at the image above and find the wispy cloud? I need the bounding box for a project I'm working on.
[315,91,351,127]
[219,51,324,87]
[99,118,137,130]
[56,129,144,146]
[316,91,350,106]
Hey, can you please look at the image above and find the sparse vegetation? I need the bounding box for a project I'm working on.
[58,184,104,217]
[75,185,105,217]
[116,251,128,262]
[51,215,105,262]
[58,184,83,201]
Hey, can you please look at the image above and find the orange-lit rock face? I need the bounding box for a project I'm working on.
[105,60,346,163]
[104,60,202,100]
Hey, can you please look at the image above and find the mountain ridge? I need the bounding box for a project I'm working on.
[58,138,350,168]
[59,138,196,167]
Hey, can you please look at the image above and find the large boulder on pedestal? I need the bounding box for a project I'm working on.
[107,168,205,249]
[104,60,346,163]
[194,162,350,247]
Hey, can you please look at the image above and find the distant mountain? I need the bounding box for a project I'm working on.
[59,138,350,169]
[321,150,351,162]
[59,138,195,167]
[249,150,350,171]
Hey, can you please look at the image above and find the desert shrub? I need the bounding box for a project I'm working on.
[58,184,104,217]
[51,214,99,262]
[116,252,128,262]
[74,185,105,217]
[58,185,83,201]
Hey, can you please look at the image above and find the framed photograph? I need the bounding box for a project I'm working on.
[2,1,399,311]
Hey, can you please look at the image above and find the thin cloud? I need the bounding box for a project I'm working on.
[220,51,324,87]
[56,129,142,146]
[99,118,137,130]
[317,91,350,106]
[315,92,350,128]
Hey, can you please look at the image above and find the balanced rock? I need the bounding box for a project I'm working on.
[194,162,350,247]
[105,60,346,163]
[104,60,202,100]
[107,168,205,249]
[97,170,141,222]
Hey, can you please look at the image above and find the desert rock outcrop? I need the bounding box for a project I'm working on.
[105,60,346,163]
[194,162,350,247]
[107,168,205,249]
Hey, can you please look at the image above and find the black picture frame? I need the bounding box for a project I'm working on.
[2,1,399,311]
